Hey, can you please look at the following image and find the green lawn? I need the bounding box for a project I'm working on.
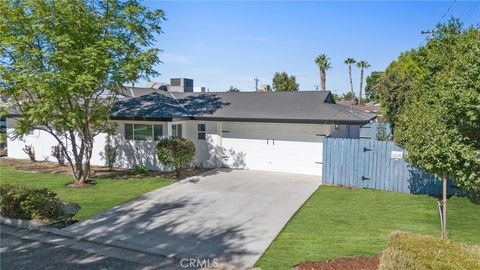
[256,186,480,270]
[0,165,175,220]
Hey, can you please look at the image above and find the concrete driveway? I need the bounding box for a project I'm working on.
[65,169,320,267]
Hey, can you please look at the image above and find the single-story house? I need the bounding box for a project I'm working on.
[6,88,376,176]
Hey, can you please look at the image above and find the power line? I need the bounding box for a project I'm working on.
[370,0,457,91]
[464,1,480,25]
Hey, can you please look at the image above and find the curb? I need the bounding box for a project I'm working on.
[0,216,47,230]
[0,216,230,268]
[0,216,188,259]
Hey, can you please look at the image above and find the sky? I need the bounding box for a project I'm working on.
[142,1,480,94]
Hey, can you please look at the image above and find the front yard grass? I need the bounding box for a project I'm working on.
[0,165,175,220]
[256,186,480,270]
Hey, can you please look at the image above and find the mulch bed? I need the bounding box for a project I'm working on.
[293,254,381,270]
[0,157,210,180]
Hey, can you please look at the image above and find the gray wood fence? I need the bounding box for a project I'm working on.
[322,138,461,196]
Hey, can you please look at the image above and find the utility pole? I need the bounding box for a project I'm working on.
[254,77,259,91]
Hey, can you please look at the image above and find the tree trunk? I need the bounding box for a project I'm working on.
[320,70,326,91]
[441,173,447,238]
[359,68,364,104]
[349,65,354,102]
[175,167,181,180]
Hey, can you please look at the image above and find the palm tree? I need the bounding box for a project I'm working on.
[356,60,371,104]
[315,54,332,91]
[344,58,356,101]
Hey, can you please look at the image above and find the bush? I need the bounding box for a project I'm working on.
[133,165,149,175]
[379,231,480,270]
[51,145,65,166]
[22,144,36,162]
[156,137,195,179]
[0,183,64,221]
[104,143,118,171]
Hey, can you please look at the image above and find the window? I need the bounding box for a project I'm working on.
[197,124,206,140]
[154,125,163,140]
[172,124,182,138]
[125,123,163,141]
[134,124,153,140]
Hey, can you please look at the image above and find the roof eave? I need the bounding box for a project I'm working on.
[192,116,374,125]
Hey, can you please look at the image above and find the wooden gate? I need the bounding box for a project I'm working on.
[321,138,460,196]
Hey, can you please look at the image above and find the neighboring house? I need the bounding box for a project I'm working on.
[6,87,376,177]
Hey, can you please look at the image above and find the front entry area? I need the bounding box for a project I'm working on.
[221,122,325,176]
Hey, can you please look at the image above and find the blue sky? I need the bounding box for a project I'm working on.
[143,1,479,94]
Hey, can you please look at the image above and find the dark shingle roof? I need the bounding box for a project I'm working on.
[111,90,376,124]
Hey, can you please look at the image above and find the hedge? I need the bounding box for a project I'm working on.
[380,231,480,270]
[0,183,64,221]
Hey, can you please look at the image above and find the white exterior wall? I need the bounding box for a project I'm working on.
[7,117,363,174]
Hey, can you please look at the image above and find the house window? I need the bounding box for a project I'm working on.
[197,124,206,140]
[172,124,182,138]
[154,125,163,140]
[125,123,163,141]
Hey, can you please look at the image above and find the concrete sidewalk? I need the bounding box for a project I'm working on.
[65,169,320,267]
[0,225,179,270]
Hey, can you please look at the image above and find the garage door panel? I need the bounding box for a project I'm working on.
[221,123,324,176]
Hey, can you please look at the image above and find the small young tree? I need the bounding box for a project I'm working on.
[22,145,36,162]
[395,19,480,238]
[156,137,195,179]
[104,144,118,171]
[51,145,65,166]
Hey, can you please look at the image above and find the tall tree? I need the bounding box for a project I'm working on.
[376,51,424,127]
[0,0,164,186]
[356,60,371,104]
[272,72,299,91]
[344,58,356,99]
[364,71,384,102]
[315,54,332,91]
[394,19,480,238]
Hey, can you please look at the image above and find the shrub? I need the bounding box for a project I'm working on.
[156,137,195,179]
[22,144,36,162]
[51,145,65,166]
[379,231,480,270]
[0,183,64,221]
[376,124,390,141]
[133,165,149,175]
[104,144,118,171]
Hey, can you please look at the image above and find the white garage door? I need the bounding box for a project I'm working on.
[221,122,325,176]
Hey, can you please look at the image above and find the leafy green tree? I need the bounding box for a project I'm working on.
[272,72,299,91]
[227,86,240,92]
[156,137,196,179]
[376,51,424,127]
[394,19,480,238]
[356,60,371,104]
[344,58,356,99]
[0,0,164,186]
[365,71,384,102]
[315,54,332,91]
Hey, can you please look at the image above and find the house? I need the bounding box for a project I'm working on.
[6,85,376,177]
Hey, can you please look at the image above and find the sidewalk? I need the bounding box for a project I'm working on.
[0,224,180,270]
